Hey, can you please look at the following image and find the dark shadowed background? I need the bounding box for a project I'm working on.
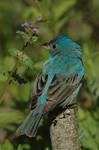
[0,0,99,150]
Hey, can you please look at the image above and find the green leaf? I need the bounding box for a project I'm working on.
[2,140,14,150]
[8,49,34,69]
[16,31,28,40]
[0,108,24,126]
[19,83,31,102]
[17,144,23,150]
[33,61,44,69]
[54,0,76,21]
[78,108,99,150]
[0,72,8,82]
[22,144,30,150]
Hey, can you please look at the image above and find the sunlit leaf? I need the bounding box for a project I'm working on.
[2,140,14,150]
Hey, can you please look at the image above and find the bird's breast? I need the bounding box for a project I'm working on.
[43,56,70,75]
[43,56,84,79]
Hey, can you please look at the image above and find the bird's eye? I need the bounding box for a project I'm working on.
[52,44,56,49]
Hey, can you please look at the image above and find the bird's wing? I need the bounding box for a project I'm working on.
[30,72,48,109]
[44,73,83,112]
[30,70,83,112]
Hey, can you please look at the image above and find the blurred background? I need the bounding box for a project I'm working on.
[0,0,99,149]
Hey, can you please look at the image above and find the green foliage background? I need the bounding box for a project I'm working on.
[0,0,99,149]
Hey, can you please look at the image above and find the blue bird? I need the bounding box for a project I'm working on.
[16,35,84,137]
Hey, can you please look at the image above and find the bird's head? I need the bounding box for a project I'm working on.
[42,35,81,57]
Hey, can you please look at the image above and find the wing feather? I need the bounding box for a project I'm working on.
[30,70,83,111]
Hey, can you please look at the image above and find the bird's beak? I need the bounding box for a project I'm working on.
[41,42,50,49]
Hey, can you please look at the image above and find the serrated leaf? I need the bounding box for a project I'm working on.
[16,30,28,40]
[31,35,38,42]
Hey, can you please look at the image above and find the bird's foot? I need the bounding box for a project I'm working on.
[60,104,77,118]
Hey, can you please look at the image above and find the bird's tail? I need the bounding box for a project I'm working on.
[16,104,44,137]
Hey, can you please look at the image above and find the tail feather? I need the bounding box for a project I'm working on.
[26,112,42,136]
[16,105,43,137]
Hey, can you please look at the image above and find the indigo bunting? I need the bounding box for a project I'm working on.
[16,35,84,137]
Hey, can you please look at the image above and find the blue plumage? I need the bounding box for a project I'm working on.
[16,35,84,137]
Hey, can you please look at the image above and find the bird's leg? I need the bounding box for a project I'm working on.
[59,103,78,119]
[50,104,77,125]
